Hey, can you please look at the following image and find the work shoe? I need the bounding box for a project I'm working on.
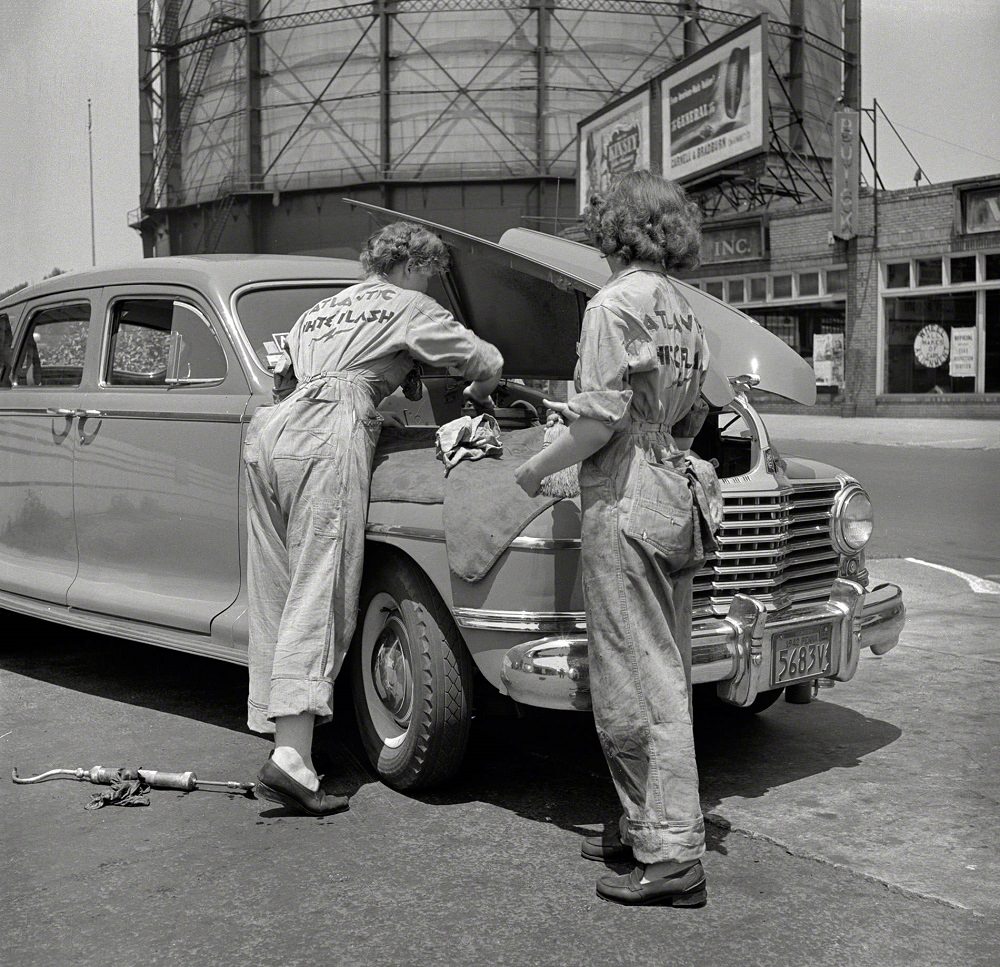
[596,861,707,907]
[254,756,350,817]
[581,826,634,863]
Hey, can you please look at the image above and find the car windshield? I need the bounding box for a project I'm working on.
[235,284,351,368]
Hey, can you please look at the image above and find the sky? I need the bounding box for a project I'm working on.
[1,0,999,293]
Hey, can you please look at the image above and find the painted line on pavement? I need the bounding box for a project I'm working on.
[904,558,1000,595]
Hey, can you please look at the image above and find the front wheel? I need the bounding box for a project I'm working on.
[350,553,474,790]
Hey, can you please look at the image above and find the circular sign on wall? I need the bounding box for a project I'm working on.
[913,324,950,368]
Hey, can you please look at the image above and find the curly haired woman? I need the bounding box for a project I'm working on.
[245,221,502,815]
[515,171,713,906]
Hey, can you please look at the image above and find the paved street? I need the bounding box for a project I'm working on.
[4,425,999,966]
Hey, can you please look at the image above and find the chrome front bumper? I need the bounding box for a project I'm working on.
[498,579,905,711]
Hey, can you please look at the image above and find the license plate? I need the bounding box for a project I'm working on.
[772,624,833,685]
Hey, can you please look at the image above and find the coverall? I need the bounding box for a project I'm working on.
[243,279,503,735]
[569,262,711,867]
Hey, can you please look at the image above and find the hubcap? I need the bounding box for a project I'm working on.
[371,614,413,726]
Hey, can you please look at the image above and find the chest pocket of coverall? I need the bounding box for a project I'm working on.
[623,458,696,575]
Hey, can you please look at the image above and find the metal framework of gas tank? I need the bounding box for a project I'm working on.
[134,1,850,250]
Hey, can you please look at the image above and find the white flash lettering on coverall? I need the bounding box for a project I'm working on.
[569,263,711,866]
[243,279,502,735]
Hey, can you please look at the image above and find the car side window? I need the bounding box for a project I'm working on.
[106,298,227,386]
[12,303,90,387]
[0,313,12,387]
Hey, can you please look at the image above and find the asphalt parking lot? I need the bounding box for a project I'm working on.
[3,556,998,967]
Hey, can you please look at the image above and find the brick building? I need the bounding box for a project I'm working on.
[681,174,1000,417]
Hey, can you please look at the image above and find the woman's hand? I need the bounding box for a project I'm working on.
[463,383,496,415]
[514,458,544,498]
[542,398,579,427]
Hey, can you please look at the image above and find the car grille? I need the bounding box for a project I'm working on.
[692,482,842,614]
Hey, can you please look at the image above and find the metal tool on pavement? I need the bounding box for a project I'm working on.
[12,765,255,794]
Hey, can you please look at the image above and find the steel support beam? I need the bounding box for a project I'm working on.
[378,0,393,205]
[788,0,804,152]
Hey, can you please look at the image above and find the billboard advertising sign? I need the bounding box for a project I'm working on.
[659,17,767,183]
[577,88,651,211]
[832,110,860,239]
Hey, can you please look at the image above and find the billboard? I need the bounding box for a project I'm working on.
[659,17,767,183]
[577,88,651,211]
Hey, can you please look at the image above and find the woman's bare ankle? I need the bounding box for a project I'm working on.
[272,746,319,791]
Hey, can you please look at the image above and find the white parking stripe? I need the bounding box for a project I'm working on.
[904,558,1000,595]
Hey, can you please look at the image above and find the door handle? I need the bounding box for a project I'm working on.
[77,409,104,445]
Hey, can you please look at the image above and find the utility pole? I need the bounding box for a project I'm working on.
[87,98,96,266]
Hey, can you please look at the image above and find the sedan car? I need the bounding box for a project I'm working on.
[0,209,905,789]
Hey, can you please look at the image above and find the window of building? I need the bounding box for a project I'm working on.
[986,291,1000,392]
[772,275,792,299]
[949,256,976,284]
[916,258,943,286]
[826,269,847,294]
[705,280,725,300]
[13,303,90,387]
[798,272,820,297]
[106,299,226,386]
[985,253,1000,281]
[749,277,767,302]
[750,306,846,392]
[886,262,910,288]
[885,293,976,394]
[727,279,745,303]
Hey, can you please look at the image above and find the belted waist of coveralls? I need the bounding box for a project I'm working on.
[296,370,379,407]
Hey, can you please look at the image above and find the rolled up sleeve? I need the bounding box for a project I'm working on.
[568,303,633,426]
[405,295,504,382]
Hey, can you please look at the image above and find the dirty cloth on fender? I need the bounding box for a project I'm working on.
[443,424,560,582]
[434,413,503,473]
[368,425,561,581]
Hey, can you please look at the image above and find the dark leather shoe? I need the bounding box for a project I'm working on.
[581,827,634,863]
[255,756,349,817]
[596,861,707,907]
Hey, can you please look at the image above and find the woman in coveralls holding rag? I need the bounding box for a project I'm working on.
[246,222,503,815]
[515,171,716,906]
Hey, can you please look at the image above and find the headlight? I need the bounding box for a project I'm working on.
[832,485,873,552]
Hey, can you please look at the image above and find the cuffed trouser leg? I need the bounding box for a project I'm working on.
[582,475,705,868]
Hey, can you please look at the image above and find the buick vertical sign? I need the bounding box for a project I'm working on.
[833,110,860,239]
[659,17,767,183]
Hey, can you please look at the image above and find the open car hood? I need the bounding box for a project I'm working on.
[345,202,816,406]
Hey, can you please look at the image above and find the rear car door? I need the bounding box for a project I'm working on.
[0,296,94,604]
[67,286,250,633]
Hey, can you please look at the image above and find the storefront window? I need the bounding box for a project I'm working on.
[799,272,819,297]
[727,279,745,303]
[886,262,910,288]
[985,254,1000,281]
[885,293,976,394]
[916,258,943,286]
[749,277,767,301]
[751,307,846,393]
[986,291,1000,392]
[826,269,847,294]
[772,275,792,299]
[705,281,724,300]
[950,256,976,283]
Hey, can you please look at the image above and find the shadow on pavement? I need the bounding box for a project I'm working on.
[4,613,901,855]
[410,690,902,861]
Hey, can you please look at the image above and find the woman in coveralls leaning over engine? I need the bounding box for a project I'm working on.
[245,222,503,816]
[515,171,716,906]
